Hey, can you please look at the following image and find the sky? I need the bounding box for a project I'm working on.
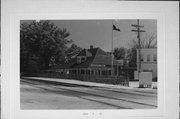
[52,19,157,52]
[21,19,157,52]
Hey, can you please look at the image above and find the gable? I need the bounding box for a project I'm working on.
[91,48,122,66]
[77,49,92,57]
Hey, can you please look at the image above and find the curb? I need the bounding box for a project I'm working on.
[21,77,157,96]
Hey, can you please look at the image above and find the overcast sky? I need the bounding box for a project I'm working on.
[21,19,157,52]
[52,19,157,52]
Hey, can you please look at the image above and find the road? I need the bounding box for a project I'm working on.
[21,78,157,109]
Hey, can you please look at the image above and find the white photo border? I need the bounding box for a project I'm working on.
[2,1,179,119]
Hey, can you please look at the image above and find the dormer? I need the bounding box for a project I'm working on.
[77,56,86,64]
[76,48,92,64]
[77,57,81,64]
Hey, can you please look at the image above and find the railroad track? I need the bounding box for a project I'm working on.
[21,79,157,109]
[21,77,157,97]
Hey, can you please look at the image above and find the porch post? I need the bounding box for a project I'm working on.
[117,65,119,76]
[99,68,102,76]
[90,68,91,76]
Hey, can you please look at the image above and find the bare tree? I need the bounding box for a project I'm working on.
[143,33,157,48]
[128,33,157,49]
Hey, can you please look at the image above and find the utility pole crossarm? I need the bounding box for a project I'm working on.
[132,30,146,32]
[131,24,144,28]
[131,29,138,32]
[139,30,146,32]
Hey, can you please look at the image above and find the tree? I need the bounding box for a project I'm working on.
[20,20,72,73]
[126,48,137,67]
[113,47,127,60]
[128,33,157,49]
[65,44,82,63]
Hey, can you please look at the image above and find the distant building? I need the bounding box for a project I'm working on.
[136,48,157,79]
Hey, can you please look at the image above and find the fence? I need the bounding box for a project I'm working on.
[31,72,129,86]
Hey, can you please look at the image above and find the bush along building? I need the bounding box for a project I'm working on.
[41,45,129,86]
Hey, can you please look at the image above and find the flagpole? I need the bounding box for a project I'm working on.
[111,20,114,76]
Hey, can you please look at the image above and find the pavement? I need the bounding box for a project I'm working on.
[21,77,157,109]
[21,82,118,109]
[22,77,157,93]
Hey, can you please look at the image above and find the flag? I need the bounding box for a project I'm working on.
[113,25,120,32]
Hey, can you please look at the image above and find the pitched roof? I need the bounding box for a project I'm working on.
[77,49,92,57]
[70,48,98,68]
[92,55,120,66]
[91,48,120,66]
[54,47,122,69]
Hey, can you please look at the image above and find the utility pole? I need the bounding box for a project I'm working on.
[131,19,145,80]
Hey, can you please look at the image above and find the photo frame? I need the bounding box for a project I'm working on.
[1,1,179,119]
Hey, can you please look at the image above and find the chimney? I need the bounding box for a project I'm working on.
[90,45,93,49]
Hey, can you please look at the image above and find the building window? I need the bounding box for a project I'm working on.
[78,69,80,74]
[81,69,85,74]
[77,56,86,64]
[81,57,86,62]
[98,70,101,75]
[86,70,90,75]
[72,70,76,74]
[102,70,107,75]
[108,70,111,76]
[95,70,99,75]
[153,54,157,62]
[91,70,94,75]
[77,57,81,64]
[147,54,150,62]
